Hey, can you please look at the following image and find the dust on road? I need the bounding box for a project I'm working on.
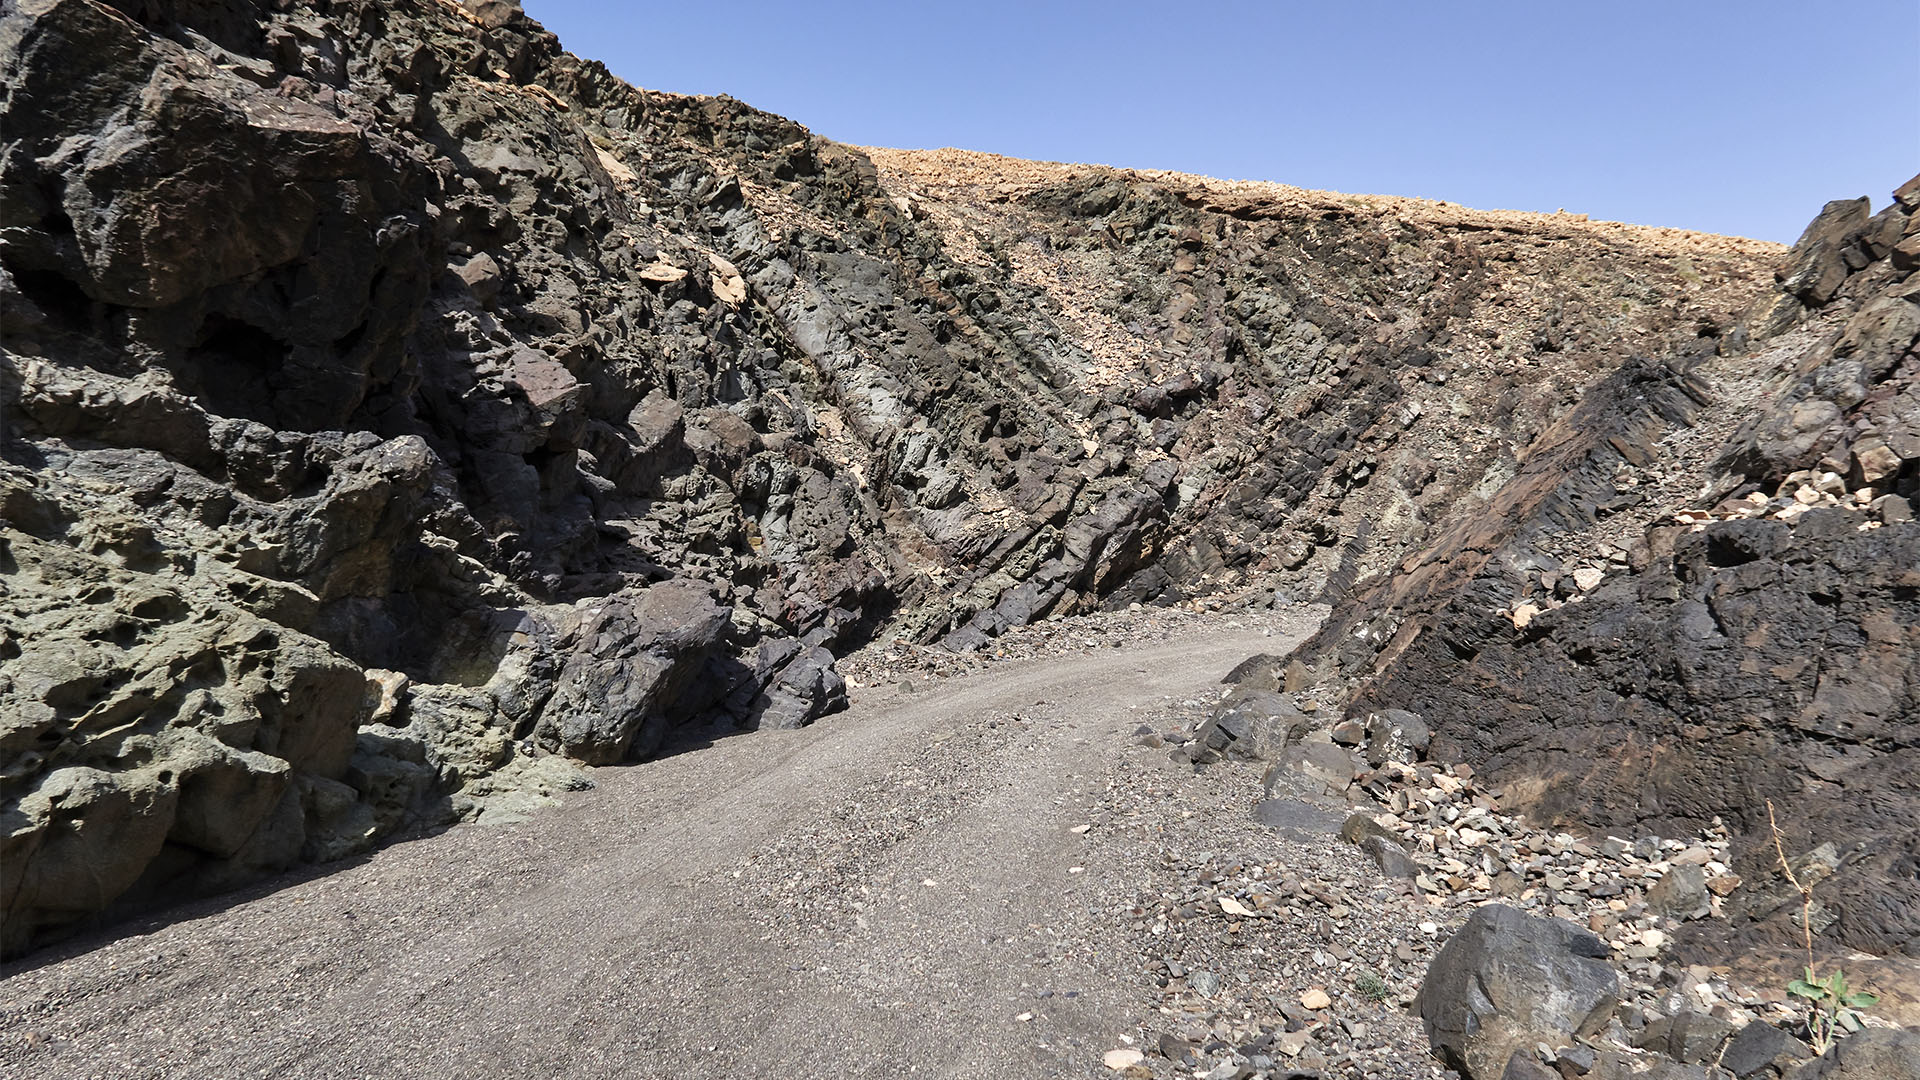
[2,615,1316,1080]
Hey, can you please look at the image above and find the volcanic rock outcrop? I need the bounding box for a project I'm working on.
[0,0,1799,953]
[1269,176,1920,959]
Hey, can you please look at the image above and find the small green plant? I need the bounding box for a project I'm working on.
[1787,966,1878,1054]
[1352,969,1389,1004]
[1766,801,1877,1054]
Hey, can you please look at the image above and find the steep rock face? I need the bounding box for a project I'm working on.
[0,0,1775,952]
[862,149,1777,630]
[1271,176,1920,958]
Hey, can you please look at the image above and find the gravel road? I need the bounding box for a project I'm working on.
[2,616,1315,1079]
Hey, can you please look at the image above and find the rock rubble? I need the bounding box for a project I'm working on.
[1080,682,1907,1080]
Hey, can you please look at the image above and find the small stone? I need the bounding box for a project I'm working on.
[1157,1033,1197,1061]
[1649,865,1710,920]
[1720,1020,1811,1076]
[1275,1029,1313,1056]
[1103,1048,1146,1070]
[1871,493,1914,523]
[1301,988,1332,1010]
[1555,1044,1597,1075]
[1364,836,1420,879]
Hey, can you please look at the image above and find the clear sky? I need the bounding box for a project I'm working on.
[523,1,1918,243]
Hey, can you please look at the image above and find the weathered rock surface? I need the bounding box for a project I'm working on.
[0,0,1785,953]
[1722,1020,1814,1078]
[1784,1028,1920,1080]
[1263,173,1920,960]
[1189,690,1307,764]
[1414,904,1620,1079]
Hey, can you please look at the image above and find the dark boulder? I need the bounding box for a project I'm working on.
[1191,690,1309,764]
[1633,1010,1735,1065]
[534,585,730,764]
[1785,1028,1920,1080]
[1414,904,1620,1079]
[1722,1021,1812,1078]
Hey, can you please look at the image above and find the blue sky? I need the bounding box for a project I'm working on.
[524,1,1918,243]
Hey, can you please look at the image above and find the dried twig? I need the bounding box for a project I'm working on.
[1767,799,1814,968]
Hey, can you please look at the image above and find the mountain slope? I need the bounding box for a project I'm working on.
[0,0,1798,955]
[1262,177,1920,959]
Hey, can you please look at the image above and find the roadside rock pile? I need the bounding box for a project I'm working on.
[1096,695,1909,1080]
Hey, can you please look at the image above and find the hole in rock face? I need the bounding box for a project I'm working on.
[130,595,187,622]
[8,266,95,332]
[105,0,266,54]
[1705,534,1760,568]
[187,314,293,424]
[85,619,143,648]
[39,206,75,237]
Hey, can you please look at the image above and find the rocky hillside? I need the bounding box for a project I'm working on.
[0,0,1815,956]
[1263,178,1920,961]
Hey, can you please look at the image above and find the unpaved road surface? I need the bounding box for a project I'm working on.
[2,617,1313,1079]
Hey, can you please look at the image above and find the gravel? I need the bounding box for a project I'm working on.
[0,612,1311,1080]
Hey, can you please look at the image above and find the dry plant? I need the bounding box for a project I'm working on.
[1766,799,1879,1055]
[1766,798,1814,967]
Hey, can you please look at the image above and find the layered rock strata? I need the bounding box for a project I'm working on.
[1268,175,1920,958]
[0,0,1778,952]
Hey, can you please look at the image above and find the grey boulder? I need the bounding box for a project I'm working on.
[1786,1028,1920,1080]
[1414,903,1620,1079]
[534,584,730,764]
[1190,691,1308,764]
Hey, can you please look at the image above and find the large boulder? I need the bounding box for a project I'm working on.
[1721,1021,1813,1078]
[1414,904,1621,1079]
[1190,690,1308,764]
[534,584,731,764]
[1260,737,1361,800]
[1362,708,1431,767]
[1634,1010,1735,1064]
[748,643,848,731]
[1785,1028,1920,1080]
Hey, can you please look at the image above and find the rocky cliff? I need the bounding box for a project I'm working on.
[0,0,1798,955]
[1270,176,1920,960]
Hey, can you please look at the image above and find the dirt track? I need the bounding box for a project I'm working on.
[1,618,1313,1079]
